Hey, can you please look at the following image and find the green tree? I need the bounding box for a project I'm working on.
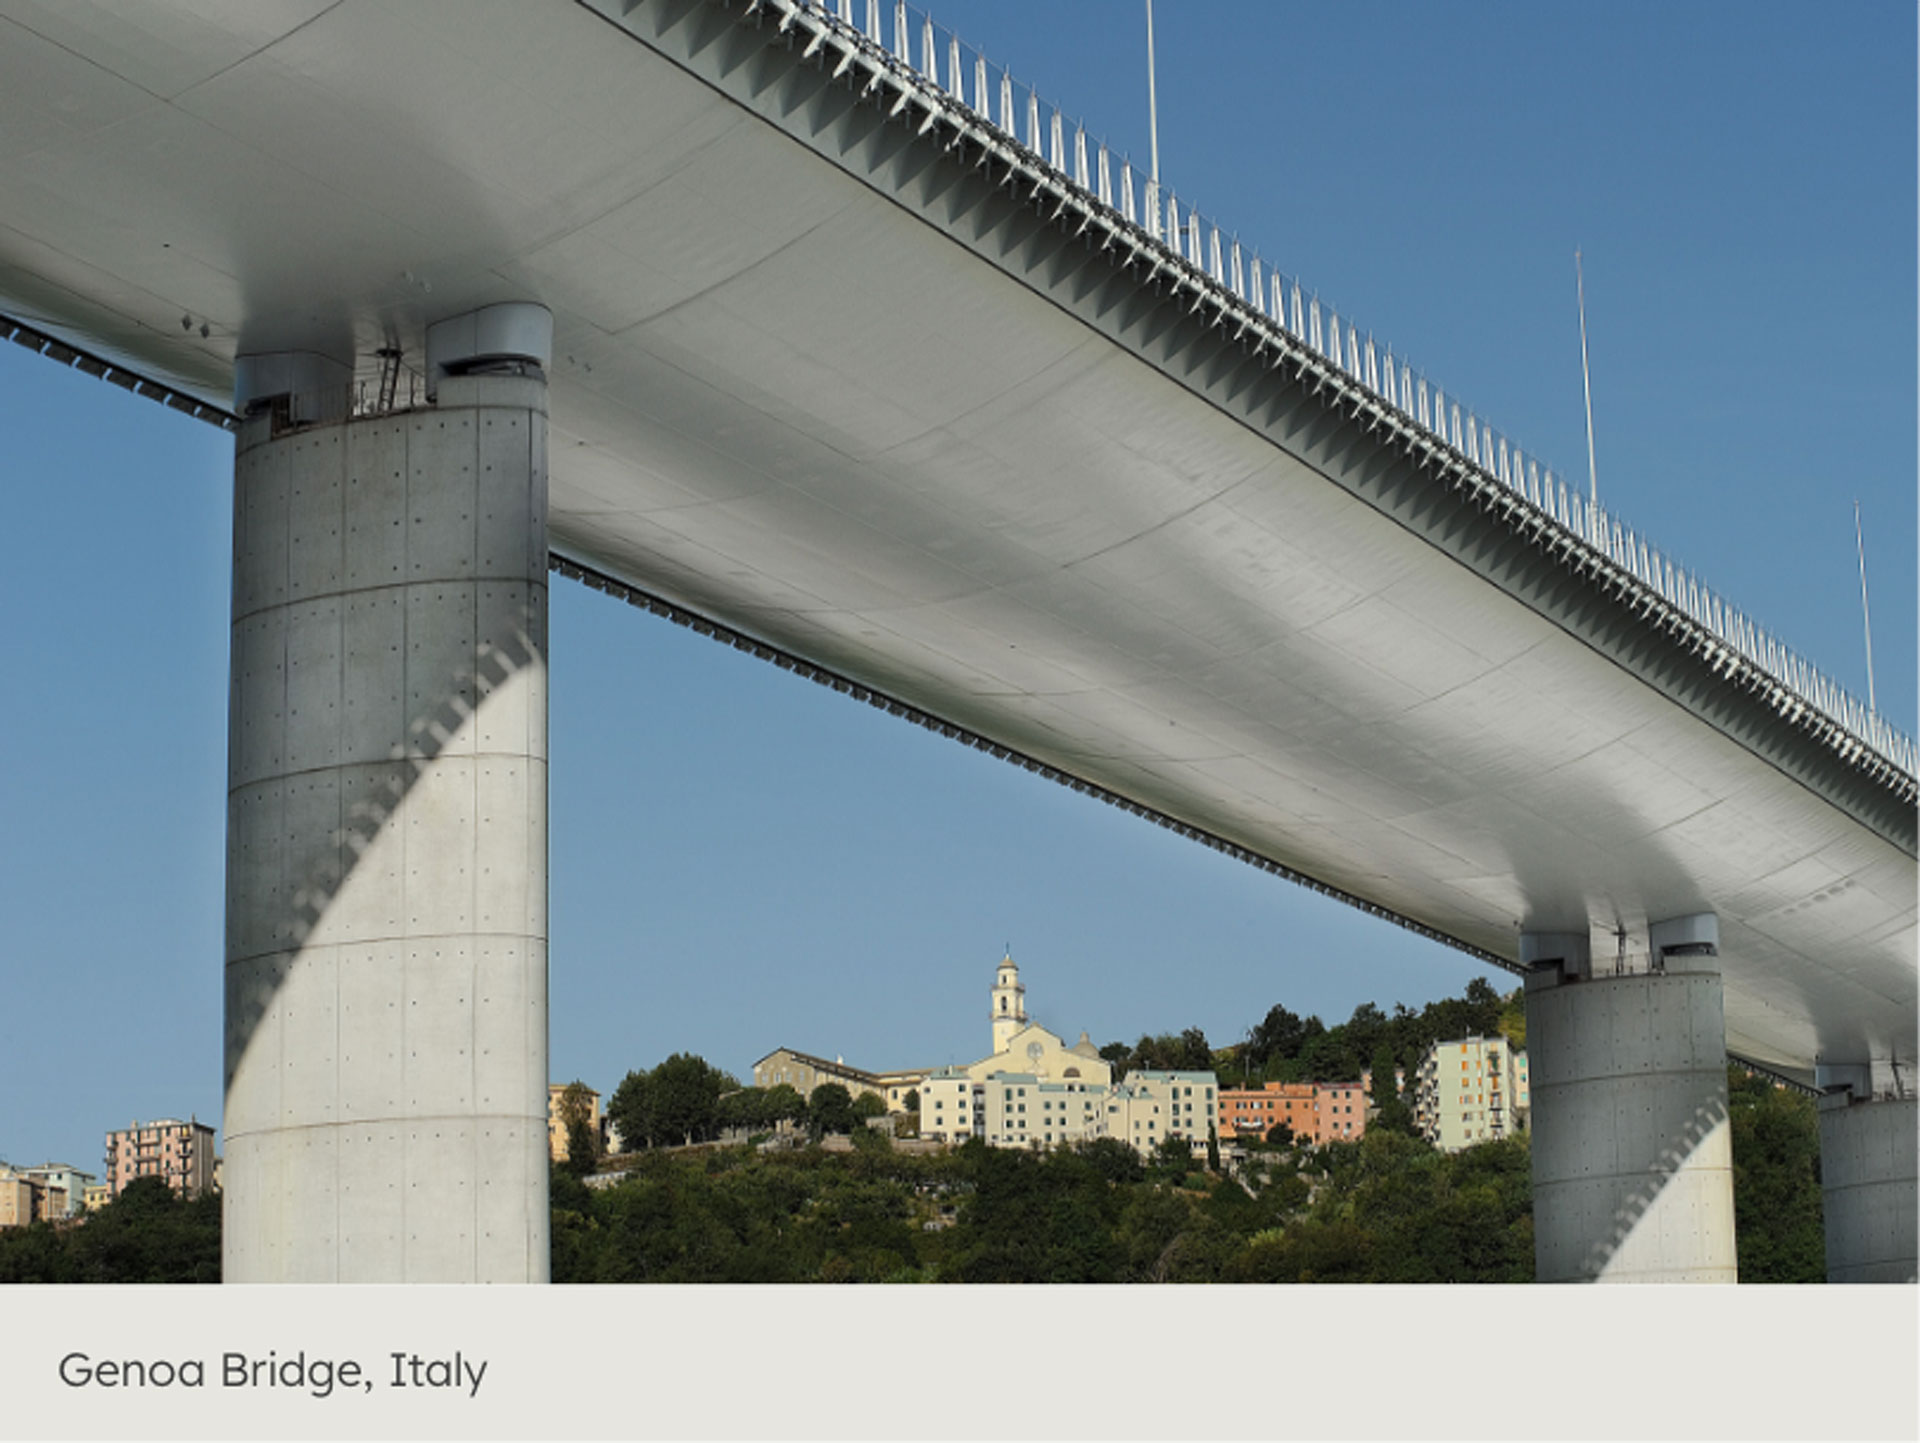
[1727,1066,1824,1282]
[1344,1001,1389,1061]
[0,1177,223,1283]
[902,1088,920,1115]
[944,1142,1124,1282]
[1149,1133,1196,1184]
[1075,1136,1144,1185]
[763,1083,807,1127]
[607,1067,656,1151]
[848,1119,892,1154]
[1174,1027,1212,1072]
[1245,1004,1304,1070]
[650,1053,734,1145]
[1296,1029,1361,1082]
[558,1079,600,1174]
[808,1083,857,1139]
[1114,1184,1194,1281]
[717,1087,773,1134]
[1368,1047,1416,1136]
[1496,989,1527,1050]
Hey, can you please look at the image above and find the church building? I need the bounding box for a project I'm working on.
[919,955,1214,1157]
[758,952,1216,1158]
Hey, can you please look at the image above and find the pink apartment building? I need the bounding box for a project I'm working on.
[104,1118,218,1199]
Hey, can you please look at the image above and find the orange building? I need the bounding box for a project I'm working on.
[1220,1079,1370,1144]
[1219,1081,1316,1140]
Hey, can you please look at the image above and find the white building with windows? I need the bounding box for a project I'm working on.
[916,955,1216,1158]
[919,1068,1112,1148]
[1413,1035,1530,1151]
[1105,1071,1219,1158]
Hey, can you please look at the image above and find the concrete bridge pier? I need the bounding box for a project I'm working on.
[1814,1063,1918,1282]
[1521,918,1738,1283]
[222,305,553,1282]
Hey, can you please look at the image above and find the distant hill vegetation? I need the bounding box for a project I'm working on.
[0,982,1824,1283]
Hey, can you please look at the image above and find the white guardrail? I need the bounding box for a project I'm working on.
[762,0,1914,780]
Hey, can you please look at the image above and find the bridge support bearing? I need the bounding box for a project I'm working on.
[1815,1081,1917,1283]
[224,324,550,1282]
[1524,952,1737,1282]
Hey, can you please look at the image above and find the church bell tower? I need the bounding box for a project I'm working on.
[990,952,1027,1055]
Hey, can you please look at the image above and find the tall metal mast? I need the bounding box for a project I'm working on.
[1146,0,1160,185]
[1576,248,1598,510]
[1855,499,1878,716]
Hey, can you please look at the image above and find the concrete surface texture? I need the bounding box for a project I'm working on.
[223,369,550,1282]
[1526,964,1738,1283]
[1818,1095,1919,1284]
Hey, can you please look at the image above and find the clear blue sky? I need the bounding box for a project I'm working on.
[1,1,1911,1172]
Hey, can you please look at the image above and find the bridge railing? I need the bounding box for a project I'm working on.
[774,0,1913,779]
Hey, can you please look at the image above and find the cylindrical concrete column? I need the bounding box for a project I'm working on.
[1817,1092,1918,1283]
[223,341,549,1281]
[1525,960,1737,1282]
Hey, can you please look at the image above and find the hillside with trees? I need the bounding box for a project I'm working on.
[563,963,1826,1285]
[1110,976,1518,1089]
[549,1128,1537,1283]
[0,976,1827,1283]
[0,1177,220,1283]
[553,1058,1822,1285]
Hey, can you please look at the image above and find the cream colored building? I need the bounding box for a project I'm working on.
[1105,1071,1219,1158]
[753,957,1101,1115]
[921,954,1114,1147]
[875,1070,930,1112]
[963,956,1112,1089]
[753,1047,894,1105]
[21,1164,94,1220]
[1413,1036,1529,1151]
[919,1069,1109,1148]
[0,1168,65,1228]
[753,953,1215,1159]
[962,1020,1110,1089]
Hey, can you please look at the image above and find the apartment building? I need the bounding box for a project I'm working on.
[1220,1078,1370,1144]
[1315,1079,1367,1142]
[919,1069,1111,1149]
[1218,1081,1317,1140]
[19,1163,95,1220]
[1413,1036,1529,1151]
[0,1166,66,1228]
[1106,1071,1218,1158]
[103,1118,218,1199]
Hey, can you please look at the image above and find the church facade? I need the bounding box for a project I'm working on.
[917,955,1216,1158]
